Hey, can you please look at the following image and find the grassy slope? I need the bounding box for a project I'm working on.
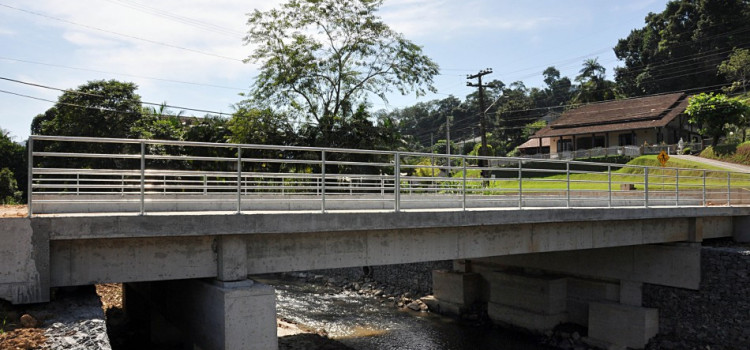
[444,156,750,192]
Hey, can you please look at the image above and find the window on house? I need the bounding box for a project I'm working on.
[558,139,573,152]
[618,133,634,146]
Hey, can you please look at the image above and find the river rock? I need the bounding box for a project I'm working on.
[20,314,39,328]
[406,301,422,311]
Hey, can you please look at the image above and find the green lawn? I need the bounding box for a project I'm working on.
[425,155,750,193]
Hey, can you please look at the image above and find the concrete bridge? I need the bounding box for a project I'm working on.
[3,136,750,349]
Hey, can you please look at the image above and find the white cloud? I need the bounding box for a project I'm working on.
[62,31,122,48]
[381,0,560,39]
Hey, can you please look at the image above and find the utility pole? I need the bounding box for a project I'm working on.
[430,133,435,178]
[446,115,452,175]
[467,69,493,169]
[446,115,451,157]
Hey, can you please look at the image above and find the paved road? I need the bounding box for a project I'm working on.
[671,155,750,173]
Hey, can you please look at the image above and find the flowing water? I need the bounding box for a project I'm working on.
[257,275,555,350]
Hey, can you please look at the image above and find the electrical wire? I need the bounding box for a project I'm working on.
[0,56,249,91]
[0,77,232,117]
[0,2,244,62]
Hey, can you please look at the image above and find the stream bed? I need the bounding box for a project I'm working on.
[256,274,555,350]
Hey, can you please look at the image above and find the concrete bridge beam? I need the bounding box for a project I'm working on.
[475,243,702,290]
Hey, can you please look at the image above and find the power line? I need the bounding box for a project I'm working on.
[0,56,249,91]
[0,77,232,117]
[0,88,180,119]
[103,0,244,37]
[0,2,244,62]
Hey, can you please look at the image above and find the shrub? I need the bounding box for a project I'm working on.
[682,147,691,155]
[0,168,21,204]
[713,143,738,156]
[699,146,717,159]
[732,143,750,165]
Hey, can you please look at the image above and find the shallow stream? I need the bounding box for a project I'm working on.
[257,275,554,350]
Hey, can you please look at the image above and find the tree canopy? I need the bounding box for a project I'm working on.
[614,0,750,95]
[32,80,144,138]
[718,48,750,93]
[685,93,749,147]
[0,129,25,203]
[243,0,439,125]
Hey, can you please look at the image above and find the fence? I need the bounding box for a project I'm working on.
[27,136,750,216]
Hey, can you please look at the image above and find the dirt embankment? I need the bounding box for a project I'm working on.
[0,205,27,218]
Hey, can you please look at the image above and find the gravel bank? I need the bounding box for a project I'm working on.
[0,286,111,350]
[645,239,750,349]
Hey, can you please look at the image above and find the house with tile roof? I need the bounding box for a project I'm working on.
[524,92,700,157]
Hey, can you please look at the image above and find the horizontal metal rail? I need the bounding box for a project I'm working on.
[26,135,750,216]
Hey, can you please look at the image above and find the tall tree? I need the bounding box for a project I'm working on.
[227,106,294,146]
[614,0,750,96]
[718,48,750,93]
[573,58,616,104]
[243,0,439,135]
[32,80,144,138]
[0,129,25,203]
[30,80,145,169]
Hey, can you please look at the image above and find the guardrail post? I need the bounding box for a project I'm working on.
[703,170,707,207]
[518,159,523,209]
[76,173,80,196]
[608,165,612,208]
[395,152,401,212]
[381,175,385,196]
[237,146,242,214]
[675,170,679,206]
[140,141,145,215]
[644,167,649,208]
[321,151,326,213]
[203,176,207,195]
[27,137,33,218]
[566,162,571,208]
[121,175,125,195]
[727,172,731,206]
[462,156,467,211]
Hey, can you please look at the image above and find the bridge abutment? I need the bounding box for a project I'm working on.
[0,218,49,304]
[124,279,277,350]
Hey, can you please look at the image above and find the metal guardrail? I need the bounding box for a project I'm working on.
[27,136,750,216]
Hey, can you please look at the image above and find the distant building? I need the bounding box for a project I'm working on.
[517,137,550,155]
[526,92,698,155]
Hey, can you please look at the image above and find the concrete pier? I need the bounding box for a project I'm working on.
[124,279,278,350]
[486,271,568,332]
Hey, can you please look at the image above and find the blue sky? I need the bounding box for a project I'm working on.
[0,0,670,141]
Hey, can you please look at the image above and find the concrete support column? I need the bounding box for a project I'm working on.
[565,278,619,327]
[424,269,481,316]
[733,216,750,243]
[619,280,643,307]
[486,271,567,332]
[216,235,247,282]
[588,302,658,349]
[688,217,704,242]
[452,259,473,273]
[125,279,278,350]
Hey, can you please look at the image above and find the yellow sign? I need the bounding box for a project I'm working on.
[657,150,670,167]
